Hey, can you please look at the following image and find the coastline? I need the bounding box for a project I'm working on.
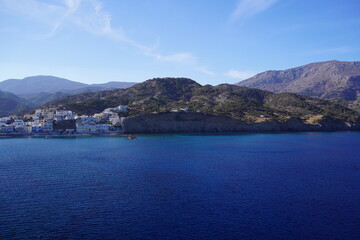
[0,132,137,139]
[123,112,360,134]
[2,112,360,137]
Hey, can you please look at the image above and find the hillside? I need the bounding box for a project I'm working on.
[0,75,138,106]
[0,90,33,117]
[91,82,137,89]
[236,60,360,101]
[47,77,359,123]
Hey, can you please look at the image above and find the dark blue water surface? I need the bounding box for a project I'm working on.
[1,132,360,240]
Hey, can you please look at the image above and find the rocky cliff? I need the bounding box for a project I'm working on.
[123,112,360,134]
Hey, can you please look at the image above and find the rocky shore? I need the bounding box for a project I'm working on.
[123,112,360,134]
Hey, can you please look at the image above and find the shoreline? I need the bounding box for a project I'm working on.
[0,132,137,139]
[1,130,360,139]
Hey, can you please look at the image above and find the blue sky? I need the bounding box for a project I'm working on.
[0,0,359,85]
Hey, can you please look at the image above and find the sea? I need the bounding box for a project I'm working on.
[1,132,360,240]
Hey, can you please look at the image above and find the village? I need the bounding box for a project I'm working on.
[0,105,128,136]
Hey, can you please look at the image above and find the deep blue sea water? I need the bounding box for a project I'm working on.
[1,132,360,240]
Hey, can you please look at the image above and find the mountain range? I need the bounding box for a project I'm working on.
[2,60,360,120]
[0,76,137,95]
[237,60,360,101]
[48,77,358,124]
[0,75,137,108]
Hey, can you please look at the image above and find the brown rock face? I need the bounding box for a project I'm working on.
[123,112,358,134]
[237,60,360,101]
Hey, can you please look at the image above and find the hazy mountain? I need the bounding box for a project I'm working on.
[0,76,88,95]
[0,75,138,106]
[47,77,358,123]
[236,60,360,101]
[0,90,33,117]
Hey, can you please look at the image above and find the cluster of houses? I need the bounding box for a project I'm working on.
[0,106,127,135]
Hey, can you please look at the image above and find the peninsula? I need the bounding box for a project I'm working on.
[2,67,360,135]
[46,77,360,134]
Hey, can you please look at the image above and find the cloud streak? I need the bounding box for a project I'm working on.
[230,0,278,22]
[0,0,214,74]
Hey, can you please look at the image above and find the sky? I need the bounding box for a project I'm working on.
[0,0,359,85]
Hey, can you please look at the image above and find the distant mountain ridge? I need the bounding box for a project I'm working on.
[0,90,33,117]
[0,76,88,95]
[0,75,138,106]
[236,60,360,101]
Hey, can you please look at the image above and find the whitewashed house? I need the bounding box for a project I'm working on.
[76,119,97,133]
[31,125,42,132]
[109,114,120,125]
[0,125,14,133]
[103,105,127,114]
[13,119,25,127]
[55,110,73,119]
[41,119,54,132]
[96,124,110,133]
[0,117,11,124]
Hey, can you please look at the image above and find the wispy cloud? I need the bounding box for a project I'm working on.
[45,0,82,37]
[224,70,256,80]
[0,0,65,28]
[49,0,152,52]
[0,0,214,75]
[230,0,278,22]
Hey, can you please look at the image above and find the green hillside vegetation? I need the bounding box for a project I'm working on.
[47,78,359,123]
[26,92,68,106]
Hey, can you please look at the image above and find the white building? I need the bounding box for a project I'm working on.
[13,119,25,127]
[96,124,110,133]
[116,105,127,112]
[103,105,127,114]
[44,111,55,120]
[54,110,73,119]
[32,125,42,132]
[76,122,97,133]
[33,108,57,120]
[78,116,96,123]
[14,125,31,133]
[93,113,110,122]
[32,116,40,122]
[41,119,54,132]
[0,117,11,124]
[34,109,44,117]
[109,114,120,125]
[76,118,97,133]
[24,125,32,134]
[0,125,14,133]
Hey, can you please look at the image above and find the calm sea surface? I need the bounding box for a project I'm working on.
[1,133,360,240]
